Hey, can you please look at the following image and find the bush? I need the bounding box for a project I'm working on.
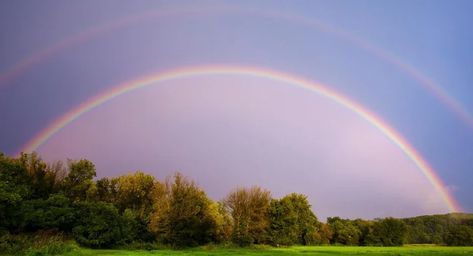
[0,231,76,256]
[21,194,75,232]
[72,202,125,248]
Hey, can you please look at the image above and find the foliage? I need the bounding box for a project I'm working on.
[327,217,361,245]
[224,186,271,246]
[1,152,473,249]
[444,225,473,246]
[366,217,407,246]
[0,231,76,256]
[0,153,30,231]
[149,173,219,247]
[111,172,156,216]
[72,202,124,248]
[21,193,75,232]
[268,193,320,245]
[211,202,233,243]
[63,159,96,202]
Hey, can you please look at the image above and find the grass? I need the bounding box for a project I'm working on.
[62,245,473,256]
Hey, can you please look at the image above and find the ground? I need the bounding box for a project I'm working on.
[64,246,473,256]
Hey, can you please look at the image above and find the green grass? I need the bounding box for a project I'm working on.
[63,245,473,256]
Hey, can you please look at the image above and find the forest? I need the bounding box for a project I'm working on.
[1,152,472,254]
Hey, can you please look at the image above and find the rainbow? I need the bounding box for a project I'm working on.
[18,65,460,212]
[1,7,472,132]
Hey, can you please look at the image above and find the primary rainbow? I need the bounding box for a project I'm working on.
[18,65,460,212]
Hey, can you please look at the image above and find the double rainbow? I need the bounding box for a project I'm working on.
[18,65,460,212]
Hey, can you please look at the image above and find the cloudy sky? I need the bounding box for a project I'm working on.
[1,0,472,220]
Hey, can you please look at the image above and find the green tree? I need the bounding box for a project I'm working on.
[353,218,374,245]
[327,217,361,245]
[366,217,407,246]
[21,193,75,232]
[93,177,115,203]
[269,193,320,245]
[18,152,49,199]
[63,159,96,202]
[72,201,125,248]
[120,208,155,243]
[0,153,30,231]
[445,225,473,246]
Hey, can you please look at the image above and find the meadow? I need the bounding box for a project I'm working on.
[64,246,473,256]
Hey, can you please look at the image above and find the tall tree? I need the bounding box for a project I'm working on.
[224,186,271,245]
[18,152,59,199]
[63,159,96,202]
[0,153,29,231]
[149,173,219,247]
[269,193,320,245]
[112,171,156,218]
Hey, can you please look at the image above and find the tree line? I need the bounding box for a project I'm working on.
[1,152,472,249]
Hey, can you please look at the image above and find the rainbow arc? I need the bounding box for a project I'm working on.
[17,65,460,212]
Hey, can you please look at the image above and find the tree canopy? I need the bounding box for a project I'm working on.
[1,152,472,249]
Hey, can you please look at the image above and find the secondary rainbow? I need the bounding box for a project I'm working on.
[2,7,472,132]
[17,65,460,212]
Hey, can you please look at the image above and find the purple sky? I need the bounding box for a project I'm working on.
[37,75,448,219]
[1,1,472,219]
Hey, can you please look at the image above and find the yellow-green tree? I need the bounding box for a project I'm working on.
[113,171,156,218]
[149,173,219,247]
[224,186,271,245]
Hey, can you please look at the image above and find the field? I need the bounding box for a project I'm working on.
[64,246,473,256]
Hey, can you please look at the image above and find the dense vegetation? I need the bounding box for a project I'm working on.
[1,152,472,254]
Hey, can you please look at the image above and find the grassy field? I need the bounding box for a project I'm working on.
[63,246,473,256]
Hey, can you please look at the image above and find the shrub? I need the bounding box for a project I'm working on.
[72,202,124,248]
[0,231,75,256]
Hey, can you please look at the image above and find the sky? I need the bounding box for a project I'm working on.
[0,0,472,220]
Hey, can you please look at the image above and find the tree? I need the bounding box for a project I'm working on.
[318,223,333,245]
[353,218,374,246]
[269,193,320,245]
[224,186,271,245]
[149,173,219,247]
[93,177,114,203]
[44,160,68,193]
[445,225,473,246]
[72,201,125,248]
[327,217,361,245]
[18,152,49,199]
[366,217,407,246]
[0,153,30,231]
[112,171,156,218]
[148,179,169,239]
[120,208,155,243]
[211,201,233,243]
[63,159,96,202]
[21,193,75,232]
